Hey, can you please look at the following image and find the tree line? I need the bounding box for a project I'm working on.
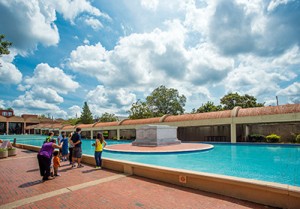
[77,85,264,124]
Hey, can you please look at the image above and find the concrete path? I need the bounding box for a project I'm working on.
[0,148,274,209]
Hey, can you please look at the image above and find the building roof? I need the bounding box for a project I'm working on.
[94,121,119,127]
[120,117,161,125]
[237,104,300,117]
[163,110,232,122]
[24,117,40,123]
[61,125,76,130]
[10,104,300,132]
[0,115,6,122]
[76,123,95,129]
[7,116,24,123]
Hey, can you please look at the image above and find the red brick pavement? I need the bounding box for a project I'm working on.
[0,148,274,209]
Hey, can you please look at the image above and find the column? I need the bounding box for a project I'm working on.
[6,121,9,135]
[90,130,93,139]
[245,125,249,142]
[230,123,237,143]
[117,129,120,140]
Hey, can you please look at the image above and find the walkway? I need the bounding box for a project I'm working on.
[0,148,274,209]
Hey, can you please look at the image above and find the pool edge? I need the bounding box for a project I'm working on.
[15,143,300,209]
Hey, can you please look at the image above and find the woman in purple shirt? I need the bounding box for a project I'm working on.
[37,139,63,181]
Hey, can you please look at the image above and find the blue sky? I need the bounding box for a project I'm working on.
[0,0,300,119]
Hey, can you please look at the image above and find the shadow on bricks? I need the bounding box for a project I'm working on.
[19,180,44,188]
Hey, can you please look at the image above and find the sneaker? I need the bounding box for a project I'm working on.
[43,176,54,181]
[77,164,84,168]
[54,173,61,176]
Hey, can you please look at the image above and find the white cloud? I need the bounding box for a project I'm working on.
[0,100,5,109]
[52,0,102,23]
[0,0,59,54]
[85,85,136,115]
[116,88,137,106]
[11,63,79,117]
[69,20,188,89]
[141,0,159,11]
[0,0,111,54]
[31,87,64,103]
[86,85,109,105]
[12,92,58,110]
[267,0,288,12]
[68,105,81,118]
[0,62,22,85]
[83,39,90,45]
[277,82,300,97]
[84,17,103,30]
[24,63,80,94]
[0,50,22,85]
[277,82,300,104]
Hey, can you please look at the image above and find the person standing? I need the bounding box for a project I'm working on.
[37,139,63,181]
[71,127,84,168]
[44,132,54,143]
[93,132,107,169]
[60,132,68,161]
[68,132,74,165]
[53,151,61,176]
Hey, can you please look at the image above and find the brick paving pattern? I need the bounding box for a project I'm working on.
[0,148,274,209]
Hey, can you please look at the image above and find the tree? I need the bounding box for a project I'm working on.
[79,102,94,124]
[220,92,264,110]
[99,112,118,122]
[146,85,186,117]
[63,118,81,125]
[0,34,12,56]
[128,100,153,119]
[194,101,222,113]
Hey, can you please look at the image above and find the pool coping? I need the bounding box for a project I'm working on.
[14,143,300,209]
[104,143,214,153]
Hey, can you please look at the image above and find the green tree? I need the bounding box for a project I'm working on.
[146,85,186,117]
[0,34,12,56]
[63,118,80,125]
[39,114,49,119]
[99,112,118,122]
[220,92,264,110]
[194,101,222,113]
[128,100,153,119]
[79,102,94,124]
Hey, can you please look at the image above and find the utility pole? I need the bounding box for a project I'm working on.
[276,96,279,106]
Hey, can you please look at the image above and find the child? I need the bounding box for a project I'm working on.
[53,150,61,176]
[93,132,107,169]
[60,132,69,161]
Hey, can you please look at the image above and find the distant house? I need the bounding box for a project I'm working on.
[0,109,14,117]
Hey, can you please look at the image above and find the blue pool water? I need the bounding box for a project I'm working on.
[2,135,300,186]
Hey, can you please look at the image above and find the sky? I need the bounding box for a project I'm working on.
[0,0,300,119]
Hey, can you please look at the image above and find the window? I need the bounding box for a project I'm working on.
[2,112,7,116]
[8,112,12,116]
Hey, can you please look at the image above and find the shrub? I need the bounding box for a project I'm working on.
[248,134,266,142]
[266,134,281,143]
[296,134,300,143]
